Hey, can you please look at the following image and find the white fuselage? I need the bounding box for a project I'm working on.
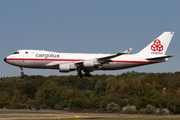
[5,49,162,71]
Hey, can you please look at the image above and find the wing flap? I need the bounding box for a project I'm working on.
[45,61,74,67]
[45,61,61,66]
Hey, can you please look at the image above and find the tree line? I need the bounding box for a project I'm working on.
[0,71,180,114]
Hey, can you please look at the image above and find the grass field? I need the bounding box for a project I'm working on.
[0,111,180,120]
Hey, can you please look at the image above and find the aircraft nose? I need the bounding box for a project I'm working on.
[4,57,6,62]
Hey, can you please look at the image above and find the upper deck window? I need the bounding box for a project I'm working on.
[13,51,19,54]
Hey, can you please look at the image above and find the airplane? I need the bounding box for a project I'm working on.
[4,32,174,78]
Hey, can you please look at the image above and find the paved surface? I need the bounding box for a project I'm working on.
[0,115,53,118]
[0,109,66,119]
[0,109,66,113]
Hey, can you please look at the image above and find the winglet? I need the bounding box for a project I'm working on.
[123,48,133,53]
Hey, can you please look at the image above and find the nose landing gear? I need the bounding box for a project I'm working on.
[20,67,24,75]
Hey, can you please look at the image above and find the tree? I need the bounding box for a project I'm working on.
[122,104,137,114]
[145,104,156,114]
[22,82,37,98]
[139,108,146,114]
[144,82,153,93]
[171,99,180,114]
[107,102,120,112]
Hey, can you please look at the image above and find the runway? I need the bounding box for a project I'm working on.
[0,109,66,119]
[0,108,66,113]
[0,115,53,118]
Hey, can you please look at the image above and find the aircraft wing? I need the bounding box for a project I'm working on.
[75,48,133,66]
[45,48,133,68]
[97,48,133,62]
[145,55,174,60]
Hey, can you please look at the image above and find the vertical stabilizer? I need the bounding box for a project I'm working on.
[138,32,174,55]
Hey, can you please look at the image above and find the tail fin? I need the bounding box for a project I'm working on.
[138,32,174,55]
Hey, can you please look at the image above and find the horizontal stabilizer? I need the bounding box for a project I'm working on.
[146,55,174,60]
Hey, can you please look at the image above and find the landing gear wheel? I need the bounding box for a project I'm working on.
[84,71,91,77]
[88,73,91,77]
[21,72,24,75]
[84,73,91,77]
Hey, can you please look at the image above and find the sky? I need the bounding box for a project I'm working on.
[0,0,180,77]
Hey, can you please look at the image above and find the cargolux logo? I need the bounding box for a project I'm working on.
[36,54,60,59]
[151,39,163,52]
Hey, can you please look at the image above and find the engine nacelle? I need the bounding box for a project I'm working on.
[59,64,70,72]
[59,64,77,72]
[83,59,100,68]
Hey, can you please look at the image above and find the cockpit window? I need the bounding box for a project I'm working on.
[13,51,19,54]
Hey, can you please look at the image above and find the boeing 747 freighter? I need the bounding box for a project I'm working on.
[4,32,174,78]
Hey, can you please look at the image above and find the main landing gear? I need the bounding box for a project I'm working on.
[78,71,83,78]
[84,71,91,77]
[77,70,91,78]
[20,67,24,75]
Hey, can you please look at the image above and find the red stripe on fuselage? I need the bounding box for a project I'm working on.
[6,58,157,64]
[112,60,157,64]
[6,58,83,61]
[6,58,84,61]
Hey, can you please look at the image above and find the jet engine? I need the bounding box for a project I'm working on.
[59,64,77,72]
[83,59,100,68]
